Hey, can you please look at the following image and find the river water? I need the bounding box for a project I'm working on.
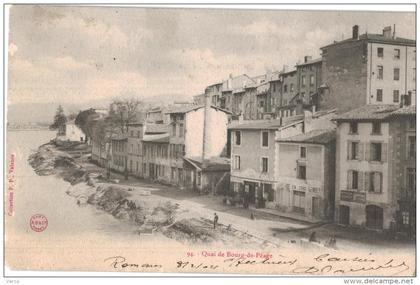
[6,129,143,239]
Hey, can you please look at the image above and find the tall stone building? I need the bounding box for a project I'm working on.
[320,25,416,113]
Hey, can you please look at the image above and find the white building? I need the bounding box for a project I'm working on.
[57,120,86,142]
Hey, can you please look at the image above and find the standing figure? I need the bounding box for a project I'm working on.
[213,213,219,229]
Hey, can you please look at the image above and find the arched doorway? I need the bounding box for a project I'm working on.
[366,205,383,229]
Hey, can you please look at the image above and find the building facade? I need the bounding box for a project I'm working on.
[110,135,127,173]
[296,56,323,109]
[275,129,336,221]
[228,121,282,208]
[127,122,144,177]
[334,104,416,232]
[320,25,416,113]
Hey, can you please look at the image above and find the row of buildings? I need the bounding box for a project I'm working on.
[194,25,416,119]
[228,104,415,235]
[81,25,416,236]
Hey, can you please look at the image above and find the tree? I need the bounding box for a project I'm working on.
[89,98,142,180]
[108,98,142,133]
[75,108,100,140]
[49,105,67,131]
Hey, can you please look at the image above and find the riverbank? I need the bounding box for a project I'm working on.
[28,141,280,248]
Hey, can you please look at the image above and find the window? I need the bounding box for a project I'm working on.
[234,131,241,146]
[234,155,241,170]
[179,123,184,138]
[130,130,134,137]
[377,66,383,79]
[172,124,176,136]
[351,171,358,190]
[414,68,416,81]
[393,90,400,103]
[261,157,268,173]
[394,49,400,59]
[408,118,416,130]
[408,136,416,159]
[367,172,383,193]
[284,84,288,92]
[290,84,294,92]
[407,168,416,191]
[349,122,358,134]
[394,68,400,81]
[273,84,276,92]
[372,122,381,135]
[376,89,383,102]
[310,75,315,86]
[261,131,269,147]
[301,76,306,86]
[377,47,384,58]
[402,211,410,226]
[350,141,359,160]
[297,165,306,179]
[300,146,307,159]
[371,143,382,162]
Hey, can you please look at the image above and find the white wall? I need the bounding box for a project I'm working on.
[61,123,85,142]
[367,43,416,105]
[185,108,204,158]
[205,107,229,159]
[185,107,228,159]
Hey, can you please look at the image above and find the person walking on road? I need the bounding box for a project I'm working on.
[213,213,219,229]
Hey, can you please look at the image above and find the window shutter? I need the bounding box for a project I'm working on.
[358,171,364,191]
[381,143,388,162]
[365,143,371,161]
[379,172,383,193]
[296,163,299,178]
[364,172,370,192]
[347,141,351,160]
[358,143,364,161]
[347,170,352,190]
[374,172,383,193]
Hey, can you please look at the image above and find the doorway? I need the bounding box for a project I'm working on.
[312,197,321,218]
[339,205,350,225]
[244,181,256,205]
[366,205,383,229]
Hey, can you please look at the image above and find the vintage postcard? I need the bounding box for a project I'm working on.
[4,4,417,278]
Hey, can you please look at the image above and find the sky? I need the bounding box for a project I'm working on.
[7,5,416,109]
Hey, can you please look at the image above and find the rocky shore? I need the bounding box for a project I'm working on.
[28,141,279,248]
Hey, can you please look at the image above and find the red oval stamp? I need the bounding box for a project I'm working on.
[30,214,48,232]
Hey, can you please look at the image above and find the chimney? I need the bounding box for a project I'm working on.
[383,26,392,38]
[352,25,359,39]
[393,24,396,39]
[304,56,312,63]
[283,65,289,72]
[202,92,212,161]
